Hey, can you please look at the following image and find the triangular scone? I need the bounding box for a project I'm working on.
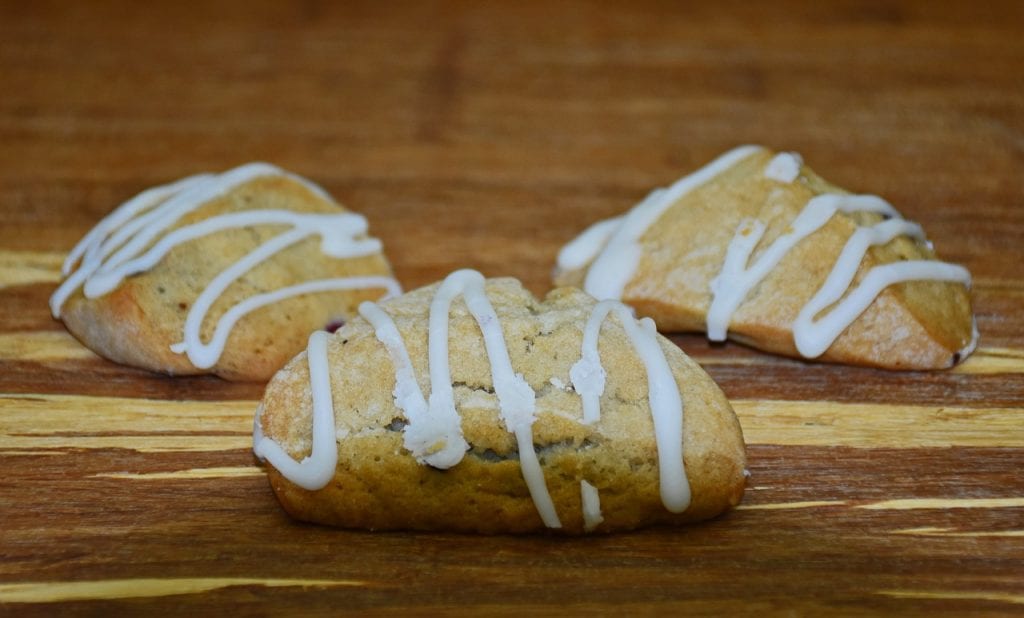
[554,146,975,370]
[254,271,746,534]
[52,163,400,381]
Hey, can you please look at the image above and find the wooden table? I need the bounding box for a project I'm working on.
[2,1,1022,614]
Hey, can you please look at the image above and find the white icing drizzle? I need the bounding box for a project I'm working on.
[570,300,691,513]
[764,152,803,183]
[708,194,896,342]
[709,189,972,358]
[575,145,764,301]
[793,219,971,358]
[580,480,604,532]
[363,270,560,528]
[568,302,607,425]
[430,270,559,527]
[252,330,339,490]
[60,174,213,277]
[173,275,401,370]
[958,318,981,364]
[51,162,401,370]
[555,216,622,273]
[357,301,468,469]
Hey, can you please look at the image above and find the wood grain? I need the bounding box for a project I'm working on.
[1,0,1023,615]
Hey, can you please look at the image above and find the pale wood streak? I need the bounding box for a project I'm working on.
[953,347,1024,374]
[93,466,265,479]
[0,331,99,361]
[734,400,1024,448]
[891,527,1024,538]
[0,578,365,603]
[859,497,1024,510]
[735,500,846,511]
[0,393,255,452]
[0,249,62,289]
[0,435,250,452]
[0,394,254,435]
[877,590,1024,605]
[690,347,1024,374]
[3,394,1023,453]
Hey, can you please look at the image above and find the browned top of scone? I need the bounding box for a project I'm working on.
[554,148,973,370]
[59,172,394,381]
[258,277,747,534]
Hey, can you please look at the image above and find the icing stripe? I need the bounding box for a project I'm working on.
[580,145,764,301]
[52,163,400,371]
[60,174,212,277]
[568,302,608,425]
[706,194,872,341]
[364,270,560,528]
[570,300,691,513]
[252,331,338,490]
[580,480,604,532]
[764,152,803,183]
[171,275,400,370]
[358,301,467,469]
[794,230,971,358]
[81,210,376,298]
[556,216,622,273]
[427,270,559,528]
[65,163,327,303]
[958,319,981,363]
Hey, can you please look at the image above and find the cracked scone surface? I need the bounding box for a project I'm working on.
[554,147,974,370]
[57,172,395,381]
[257,277,746,534]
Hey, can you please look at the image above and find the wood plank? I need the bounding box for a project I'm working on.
[1,446,1021,614]
[3,392,1022,452]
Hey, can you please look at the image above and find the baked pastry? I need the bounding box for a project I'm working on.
[554,146,976,370]
[51,163,400,381]
[254,270,746,534]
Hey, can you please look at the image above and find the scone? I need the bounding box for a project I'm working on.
[51,163,400,381]
[254,270,746,534]
[554,146,976,370]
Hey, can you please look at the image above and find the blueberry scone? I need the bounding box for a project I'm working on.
[254,270,746,534]
[51,163,400,381]
[554,146,975,370]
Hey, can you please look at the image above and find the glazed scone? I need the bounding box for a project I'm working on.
[51,163,400,381]
[254,270,746,534]
[554,146,976,370]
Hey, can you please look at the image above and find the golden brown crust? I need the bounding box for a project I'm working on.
[257,278,747,534]
[58,174,394,381]
[553,148,974,370]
